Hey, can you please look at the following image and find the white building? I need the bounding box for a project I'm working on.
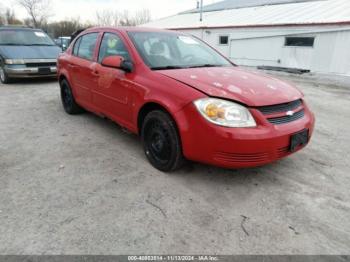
[143,0,350,76]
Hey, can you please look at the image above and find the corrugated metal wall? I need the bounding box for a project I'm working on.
[181,26,350,76]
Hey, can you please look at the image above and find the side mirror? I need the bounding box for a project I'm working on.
[101,55,133,73]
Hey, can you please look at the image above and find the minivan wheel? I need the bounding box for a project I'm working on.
[141,110,184,172]
[60,79,84,114]
[0,65,11,84]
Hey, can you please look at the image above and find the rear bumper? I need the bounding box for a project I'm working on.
[5,66,57,78]
[175,101,315,169]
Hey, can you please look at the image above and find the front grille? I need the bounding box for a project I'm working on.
[25,62,56,67]
[257,99,302,115]
[215,147,295,165]
[214,151,269,163]
[277,146,290,158]
[255,99,305,125]
[267,109,305,125]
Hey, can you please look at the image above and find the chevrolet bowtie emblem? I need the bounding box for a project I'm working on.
[286,111,295,116]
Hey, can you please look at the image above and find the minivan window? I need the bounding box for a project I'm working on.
[77,33,99,61]
[98,33,131,63]
[0,29,55,46]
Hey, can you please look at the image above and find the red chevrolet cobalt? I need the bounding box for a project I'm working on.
[57,27,315,172]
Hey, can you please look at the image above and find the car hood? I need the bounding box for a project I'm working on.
[158,66,303,106]
[0,45,61,59]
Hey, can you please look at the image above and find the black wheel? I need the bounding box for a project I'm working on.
[141,110,185,172]
[60,79,84,114]
[0,64,11,84]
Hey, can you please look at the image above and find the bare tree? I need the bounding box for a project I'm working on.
[96,9,151,27]
[17,0,52,27]
[5,9,23,25]
[0,12,4,26]
[46,19,84,38]
[134,9,151,26]
[0,4,6,25]
[96,10,121,27]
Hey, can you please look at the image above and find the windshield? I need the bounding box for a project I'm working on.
[128,31,232,70]
[0,29,55,46]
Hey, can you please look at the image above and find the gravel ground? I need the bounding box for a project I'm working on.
[0,72,349,255]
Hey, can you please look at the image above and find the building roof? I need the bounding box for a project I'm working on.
[142,0,350,29]
[181,0,324,14]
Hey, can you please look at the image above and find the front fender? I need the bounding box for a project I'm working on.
[131,72,207,133]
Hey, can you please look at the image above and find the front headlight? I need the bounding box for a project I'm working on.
[194,98,256,127]
[5,59,25,65]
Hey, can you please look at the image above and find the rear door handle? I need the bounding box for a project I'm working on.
[92,70,99,76]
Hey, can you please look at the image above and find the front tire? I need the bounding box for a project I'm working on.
[0,65,11,84]
[60,79,84,114]
[141,110,185,172]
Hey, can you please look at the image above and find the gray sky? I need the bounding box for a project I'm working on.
[0,0,221,23]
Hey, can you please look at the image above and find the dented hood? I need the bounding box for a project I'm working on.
[158,66,303,107]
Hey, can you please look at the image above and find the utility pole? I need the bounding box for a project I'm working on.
[200,0,203,22]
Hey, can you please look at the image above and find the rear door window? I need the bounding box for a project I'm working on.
[76,33,99,61]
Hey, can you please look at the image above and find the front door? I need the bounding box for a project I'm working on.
[92,32,133,127]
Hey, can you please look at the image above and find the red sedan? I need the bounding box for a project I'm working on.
[57,27,315,172]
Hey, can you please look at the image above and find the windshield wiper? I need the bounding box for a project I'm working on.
[151,65,186,70]
[24,44,55,46]
[151,64,225,70]
[0,43,19,46]
[188,64,223,68]
[0,43,54,46]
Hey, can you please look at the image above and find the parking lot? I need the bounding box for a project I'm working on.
[0,72,349,254]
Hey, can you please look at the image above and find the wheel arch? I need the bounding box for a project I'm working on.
[137,101,180,136]
[58,73,68,84]
[137,101,186,171]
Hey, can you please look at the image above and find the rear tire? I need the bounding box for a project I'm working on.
[141,110,185,172]
[0,65,12,84]
[60,79,84,114]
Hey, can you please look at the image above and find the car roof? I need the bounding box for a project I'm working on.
[83,26,180,34]
[0,26,42,31]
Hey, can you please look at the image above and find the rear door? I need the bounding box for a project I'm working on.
[69,33,99,106]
